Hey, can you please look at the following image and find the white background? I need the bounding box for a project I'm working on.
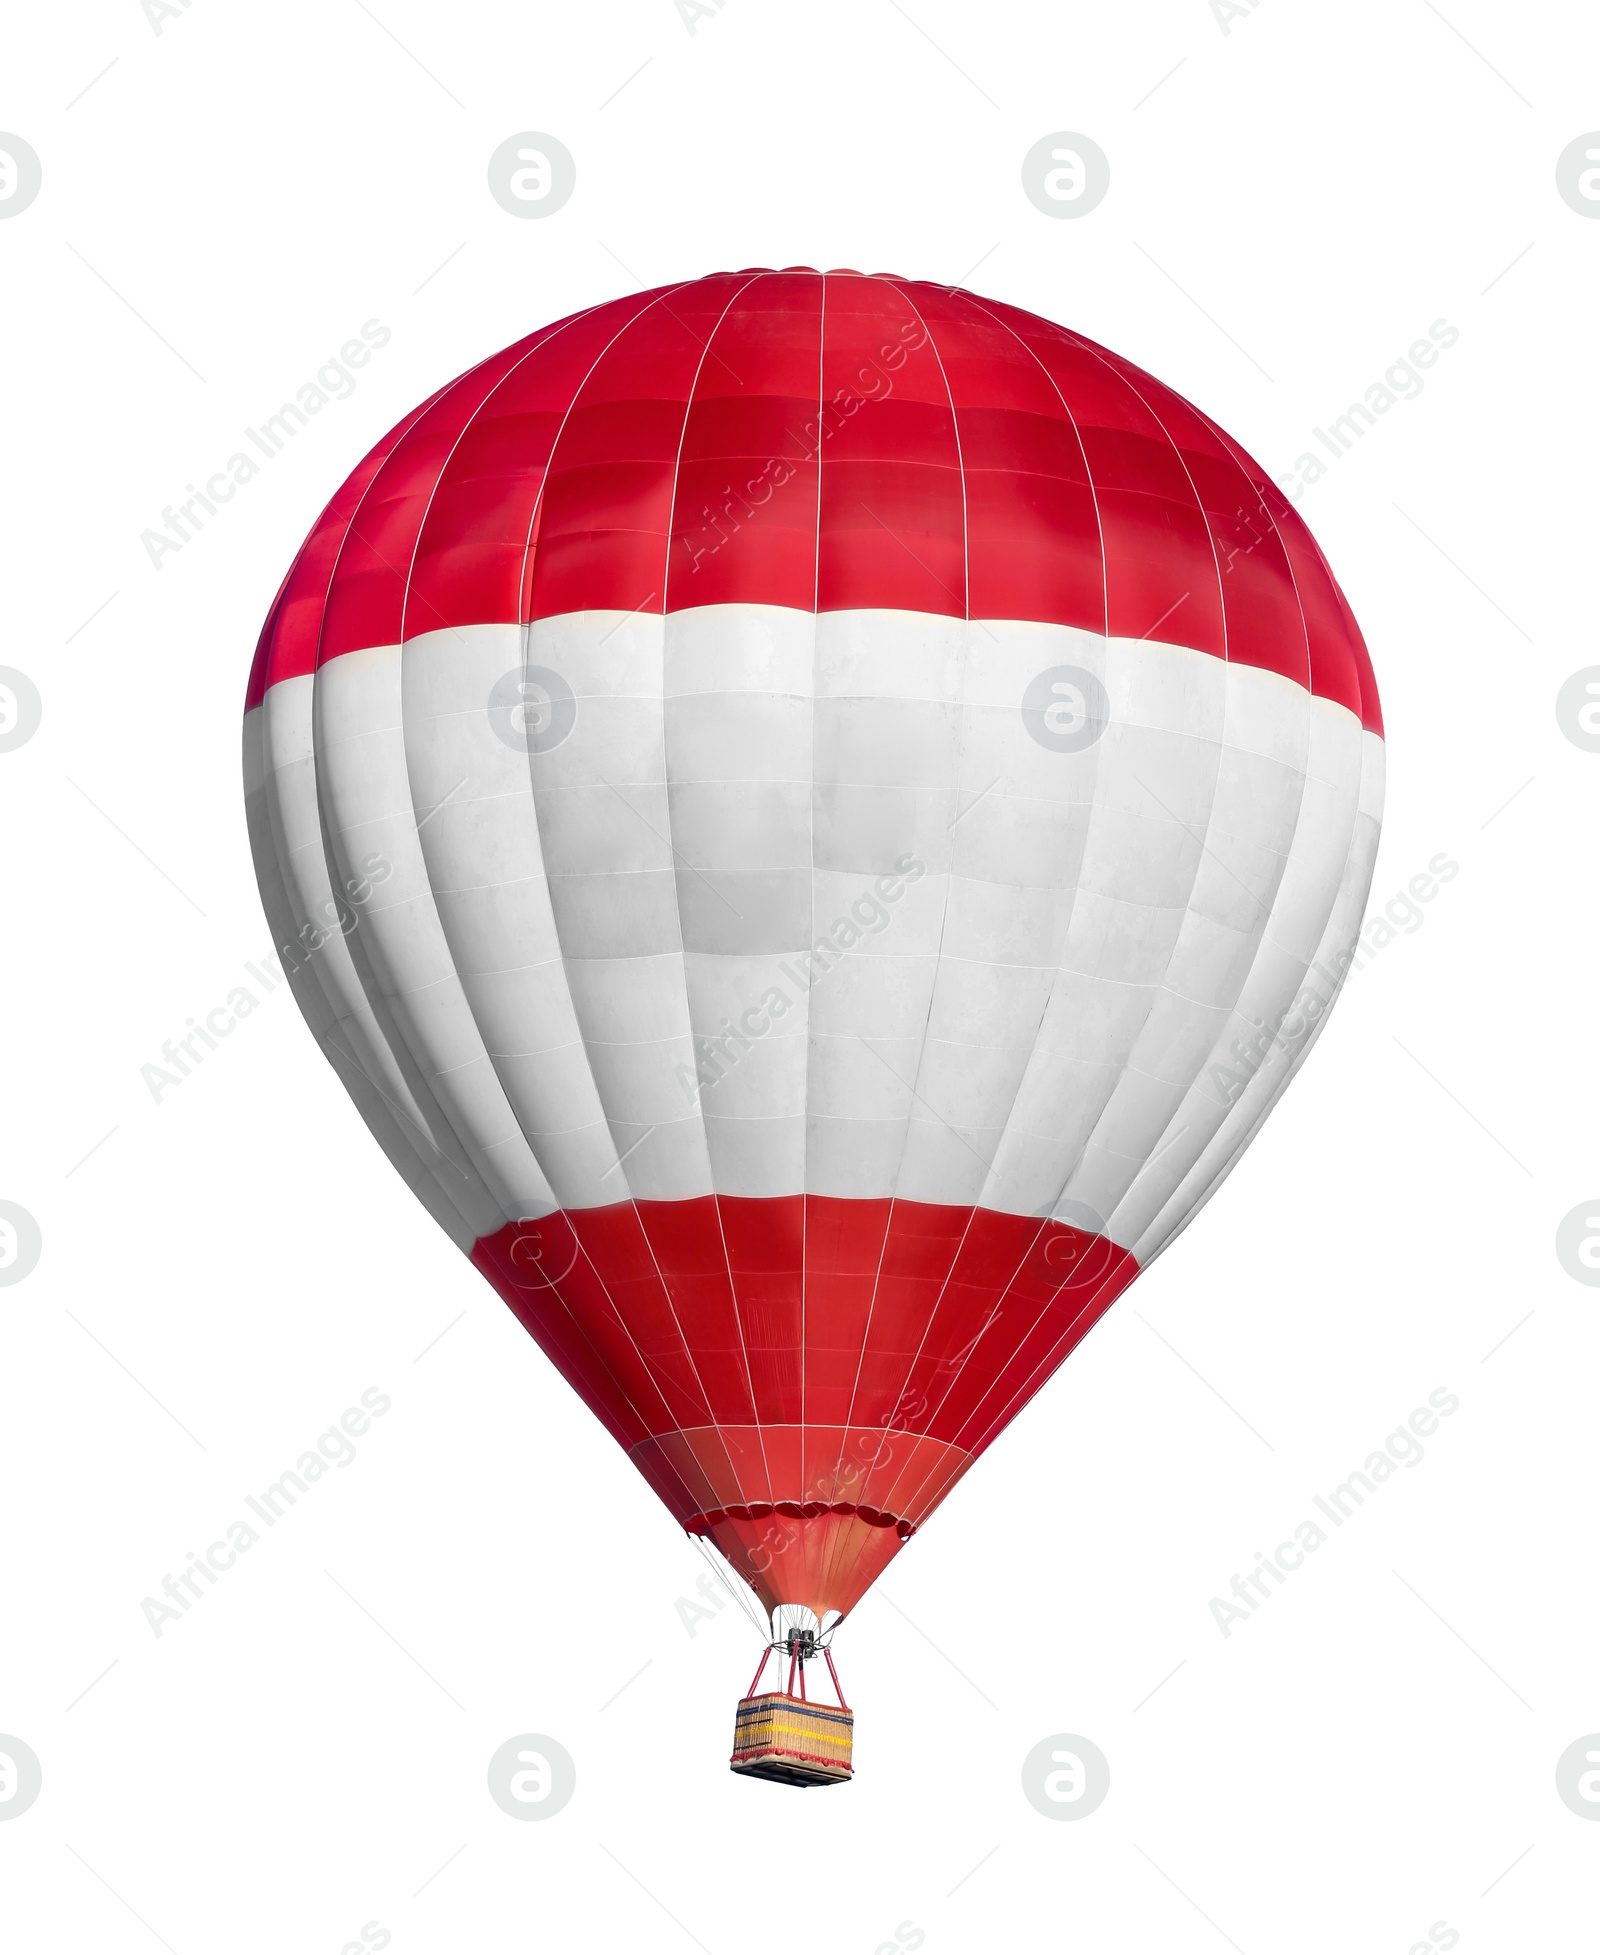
[2,1,1596,1949]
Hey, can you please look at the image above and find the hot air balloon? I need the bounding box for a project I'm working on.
[244,270,1383,1786]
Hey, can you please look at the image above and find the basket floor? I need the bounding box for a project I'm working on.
[730,1750,853,1787]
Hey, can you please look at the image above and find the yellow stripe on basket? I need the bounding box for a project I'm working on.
[731,1736,848,1751]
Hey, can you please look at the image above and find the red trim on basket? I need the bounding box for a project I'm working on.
[730,1746,854,1771]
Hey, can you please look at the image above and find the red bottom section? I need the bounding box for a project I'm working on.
[696,1505,913,1621]
[471,1195,1138,1617]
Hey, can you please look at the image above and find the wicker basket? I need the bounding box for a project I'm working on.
[729,1690,854,1786]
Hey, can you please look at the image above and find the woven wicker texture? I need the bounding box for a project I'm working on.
[730,1690,854,1786]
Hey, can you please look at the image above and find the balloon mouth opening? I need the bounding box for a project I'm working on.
[691,1503,920,1625]
[764,1603,843,1644]
[687,1501,916,1540]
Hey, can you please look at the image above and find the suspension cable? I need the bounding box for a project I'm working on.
[688,1532,770,1642]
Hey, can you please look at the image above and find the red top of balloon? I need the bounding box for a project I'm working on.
[247,270,1380,735]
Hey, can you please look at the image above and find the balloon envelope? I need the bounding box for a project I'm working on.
[244,271,1383,1621]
